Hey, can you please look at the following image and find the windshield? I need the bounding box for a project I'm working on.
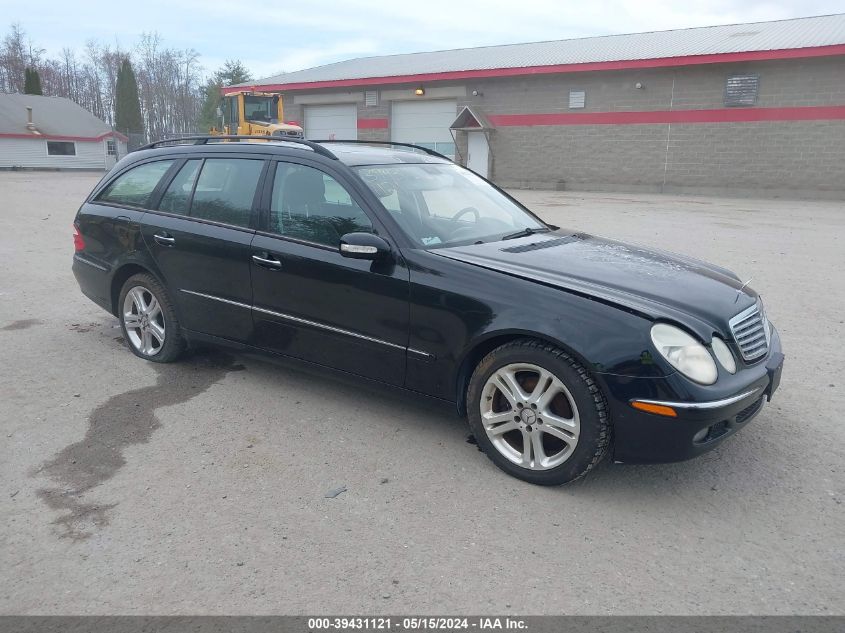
[355,163,546,248]
[243,96,276,123]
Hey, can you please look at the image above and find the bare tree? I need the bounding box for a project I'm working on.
[0,23,28,92]
[0,23,208,140]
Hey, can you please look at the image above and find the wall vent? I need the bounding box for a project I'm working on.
[364,91,379,107]
[568,90,586,109]
[725,75,759,107]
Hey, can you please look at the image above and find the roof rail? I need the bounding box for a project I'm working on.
[138,135,338,160]
[311,139,451,161]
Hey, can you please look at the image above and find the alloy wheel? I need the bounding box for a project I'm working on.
[122,285,165,356]
[480,363,580,470]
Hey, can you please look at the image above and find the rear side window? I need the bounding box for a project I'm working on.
[97,160,175,208]
[158,160,202,215]
[190,158,263,227]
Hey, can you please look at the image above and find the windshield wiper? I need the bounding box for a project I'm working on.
[501,226,552,241]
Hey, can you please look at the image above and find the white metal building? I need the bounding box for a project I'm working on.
[0,93,127,170]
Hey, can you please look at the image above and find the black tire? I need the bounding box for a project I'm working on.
[467,339,610,485]
[118,273,185,363]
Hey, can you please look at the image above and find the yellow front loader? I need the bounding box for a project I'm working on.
[211,91,303,138]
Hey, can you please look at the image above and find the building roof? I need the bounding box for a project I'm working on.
[0,93,123,140]
[234,13,845,92]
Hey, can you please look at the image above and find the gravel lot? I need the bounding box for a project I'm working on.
[1,171,842,615]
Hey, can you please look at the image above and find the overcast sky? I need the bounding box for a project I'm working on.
[3,0,843,79]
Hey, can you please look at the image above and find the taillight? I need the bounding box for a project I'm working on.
[73,225,85,252]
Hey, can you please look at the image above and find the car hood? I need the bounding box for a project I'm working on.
[433,231,757,338]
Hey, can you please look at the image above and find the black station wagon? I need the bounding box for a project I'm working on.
[72,136,784,485]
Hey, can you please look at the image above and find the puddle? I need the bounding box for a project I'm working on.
[33,350,245,540]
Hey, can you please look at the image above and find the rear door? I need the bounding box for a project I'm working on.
[140,154,267,343]
[250,158,410,385]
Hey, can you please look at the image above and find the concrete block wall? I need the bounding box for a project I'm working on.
[278,56,845,198]
[490,124,669,190]
[357,99,390,142]
[471,58,845,197]
[282,100,304,127]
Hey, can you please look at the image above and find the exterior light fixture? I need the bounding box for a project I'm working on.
[414,87,425,96]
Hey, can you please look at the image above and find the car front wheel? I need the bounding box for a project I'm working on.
[467,339,610,485]
[118,273,184,363]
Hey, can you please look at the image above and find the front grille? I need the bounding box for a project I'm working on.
[729,301,769,362]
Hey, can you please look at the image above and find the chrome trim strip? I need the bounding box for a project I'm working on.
[407,347,434,359]
[181,289,251,310]
[634,387,761,410]
[73,254,108,272]
[252,304,408,352]
[180,289,431,358]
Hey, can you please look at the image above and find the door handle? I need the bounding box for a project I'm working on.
[153,233,175,246]
[252,253,282,269]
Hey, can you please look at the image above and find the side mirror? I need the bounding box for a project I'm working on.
[339,232,391,260]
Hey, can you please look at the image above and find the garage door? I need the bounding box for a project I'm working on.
[303,104,357,141]
[391,100,457,158]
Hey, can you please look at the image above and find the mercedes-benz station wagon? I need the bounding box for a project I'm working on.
[72,136,784,485]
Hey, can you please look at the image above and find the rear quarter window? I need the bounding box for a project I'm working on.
[96,160,175,208]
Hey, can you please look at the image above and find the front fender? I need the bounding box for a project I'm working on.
[405,251,663,403]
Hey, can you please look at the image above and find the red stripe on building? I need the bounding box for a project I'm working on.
[0,131,129,142]
[357,118,389,129]
[223,44,845,94]
[487,105,845,126]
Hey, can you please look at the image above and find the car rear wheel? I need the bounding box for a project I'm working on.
[467,339,610,485]
[118,273,184,363]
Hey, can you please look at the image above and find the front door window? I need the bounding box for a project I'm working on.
[269,162,373,246]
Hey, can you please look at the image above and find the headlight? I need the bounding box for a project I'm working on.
[650,323,718,385]
[711,337,736,374]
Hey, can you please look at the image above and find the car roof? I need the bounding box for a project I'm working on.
[323,142,450,166]
[128,140,451,168]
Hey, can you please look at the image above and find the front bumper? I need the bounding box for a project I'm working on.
[601,326,784,464]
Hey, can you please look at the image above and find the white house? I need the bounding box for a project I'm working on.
[0,93,128,170]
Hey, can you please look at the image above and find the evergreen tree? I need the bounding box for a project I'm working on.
[198,59,252,132]
[217,59,252,86]
[114,58,143,135]
[24,67,42,94]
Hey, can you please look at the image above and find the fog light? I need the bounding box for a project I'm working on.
[711,337,736,374]
[693,427,709,442]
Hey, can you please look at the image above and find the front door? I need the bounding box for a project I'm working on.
[467,131,489,178]
[140,155,266,342]
[104,139,118,169]
[250,159,409,385]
